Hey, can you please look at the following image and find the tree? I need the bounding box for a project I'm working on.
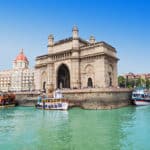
[127,79,134,88]
[135,78,146,88]
[118,76,125,88]
[146,79,150,89]
[136,78,142,87]
[141,78,146,87]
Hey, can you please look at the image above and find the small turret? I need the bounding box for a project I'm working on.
[48,34,54,53]
[89,35,95,44]
[48,34,54,46]
[72,26,79,50]
[72,26,79,39]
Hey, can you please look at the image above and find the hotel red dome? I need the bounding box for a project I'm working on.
[15,49,28,62]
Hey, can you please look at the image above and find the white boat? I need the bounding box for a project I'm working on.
[132,88,150,106]
[35,98,68,110]
[35,89,69,110]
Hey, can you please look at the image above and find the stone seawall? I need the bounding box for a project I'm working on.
[62,88,132,109]
[15,88,132,109]
[15,93,39,106]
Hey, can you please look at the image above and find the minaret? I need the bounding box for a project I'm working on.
[72,26,79,50]
[48,34,54,54]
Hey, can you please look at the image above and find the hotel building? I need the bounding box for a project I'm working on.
[0,49,35,92]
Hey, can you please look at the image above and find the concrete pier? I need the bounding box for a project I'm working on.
[15,88,132,109]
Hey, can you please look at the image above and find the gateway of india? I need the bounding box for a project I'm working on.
[35,26,118,92]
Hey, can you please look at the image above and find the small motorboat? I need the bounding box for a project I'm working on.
[132,87,150,106]
[35,89,69,110]
[35,98,68,110]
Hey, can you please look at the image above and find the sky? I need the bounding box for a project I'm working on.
[0,0,150,75]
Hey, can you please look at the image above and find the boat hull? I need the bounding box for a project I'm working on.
[36,102,68,110]
[132,88,150,106]
[133,100,150,106]
[0,104,16,108]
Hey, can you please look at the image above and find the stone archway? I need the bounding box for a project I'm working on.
[87,77,93,87]
[57,64,70,88]
[108,64,113,87]
[84,64,95,88]
[43,81,46,93]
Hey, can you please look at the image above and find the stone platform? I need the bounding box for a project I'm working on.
[15,92,39,106]
[62,88,132,109]
[15,88,132,109]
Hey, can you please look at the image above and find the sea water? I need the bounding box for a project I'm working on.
[0,106,150,150]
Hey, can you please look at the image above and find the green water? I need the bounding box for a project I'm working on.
[0,106,150,150]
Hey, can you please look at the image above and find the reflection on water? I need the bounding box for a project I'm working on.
[0,106,150,150]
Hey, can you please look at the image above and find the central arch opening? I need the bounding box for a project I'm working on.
[57,64,70,88]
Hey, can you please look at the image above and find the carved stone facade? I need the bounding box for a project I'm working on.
[35,27,118,92]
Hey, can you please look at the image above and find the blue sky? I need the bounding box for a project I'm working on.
[0,0,150,74]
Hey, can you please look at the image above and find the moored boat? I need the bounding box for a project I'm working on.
[0,92,16,108]
[35,89,69,110]
[35,98,68,110]
[132,88,150,106]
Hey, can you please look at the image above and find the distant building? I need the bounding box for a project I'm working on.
[0,49,35,92]
[124,72,150,80]
[35,26,119,92]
